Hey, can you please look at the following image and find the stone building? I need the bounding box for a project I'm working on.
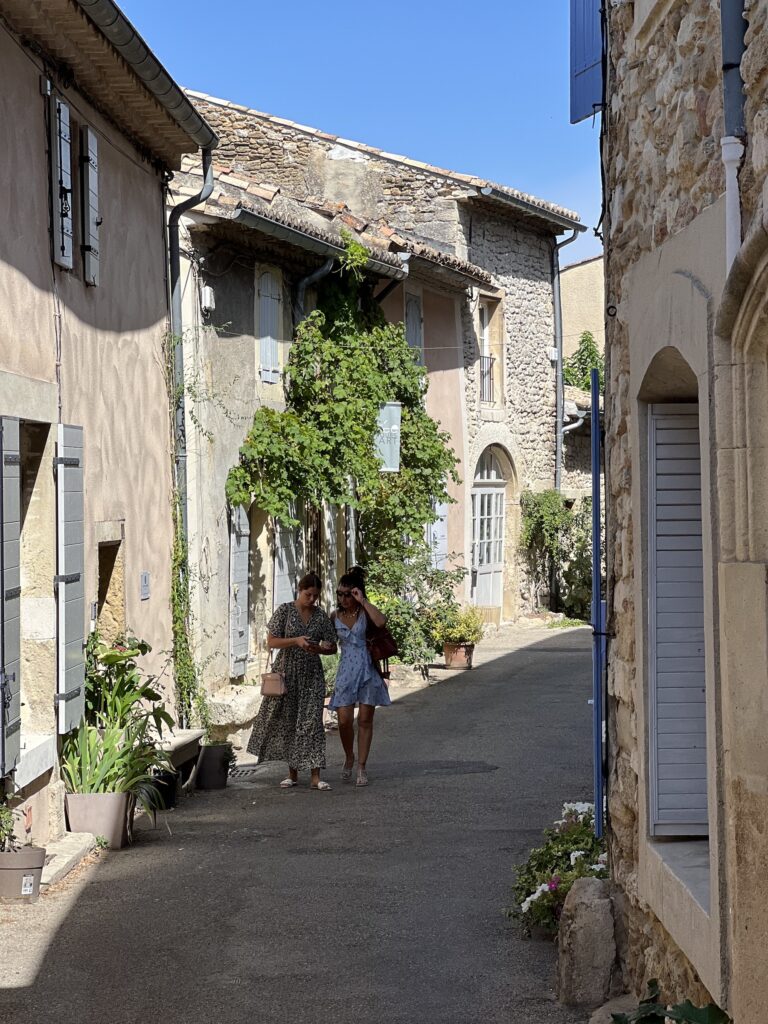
[179,91,586,652]
[585,1,768,1019]
[0,0,214,845]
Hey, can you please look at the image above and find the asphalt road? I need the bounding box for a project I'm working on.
[0,626,593,1024]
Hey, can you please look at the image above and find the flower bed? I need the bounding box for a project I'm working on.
[508,802,607,937]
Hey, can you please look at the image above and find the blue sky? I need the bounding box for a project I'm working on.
[120,0,602,264]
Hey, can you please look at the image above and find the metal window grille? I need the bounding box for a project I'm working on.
[480,355,495,403]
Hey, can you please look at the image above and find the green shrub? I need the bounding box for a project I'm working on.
[563,330,604,392]
[432,604,485,646]
[611,980,730,1023]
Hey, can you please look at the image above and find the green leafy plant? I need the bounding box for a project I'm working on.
[520,491,593,619]
[563,330,604,392]
[226,250,459,565]
[94,835,109,850]
[61,718,171,817]
[611,980,730,1023]
[508,802,606,935]
[85,632,174,737]
[0,802,20,852]
[432,604,485,646]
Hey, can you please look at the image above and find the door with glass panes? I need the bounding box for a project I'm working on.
[471,450,505,608]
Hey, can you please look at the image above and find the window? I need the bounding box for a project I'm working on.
[258,270,282,384]
[405,293,423,359]
[479,303,494,404]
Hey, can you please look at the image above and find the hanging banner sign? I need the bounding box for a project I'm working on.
[375,401,402,472]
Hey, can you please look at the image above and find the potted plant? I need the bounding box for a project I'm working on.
[0,802,46,902]
[195,736,237,790]
[61,718,171,848]
[433,603,485,669]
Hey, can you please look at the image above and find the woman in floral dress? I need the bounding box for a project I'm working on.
[329,567,391,787]
[248,572,337,790]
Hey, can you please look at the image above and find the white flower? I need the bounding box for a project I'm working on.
[562,801,594,816]
[597,852,608,865]
[589,863,606,873]
[520,882,550,914]
[570,850,586,866]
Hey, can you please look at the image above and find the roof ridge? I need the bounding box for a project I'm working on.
[183,89,581,225]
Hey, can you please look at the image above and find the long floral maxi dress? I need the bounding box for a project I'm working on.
[247,602,337,771]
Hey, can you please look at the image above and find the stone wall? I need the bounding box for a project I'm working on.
[603,0,725,1004]
[742,0,768,225]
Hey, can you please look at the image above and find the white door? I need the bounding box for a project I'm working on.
[471,487,504,607]
[649,404,708,836]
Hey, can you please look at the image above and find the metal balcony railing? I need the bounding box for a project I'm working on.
[480,354,495,403]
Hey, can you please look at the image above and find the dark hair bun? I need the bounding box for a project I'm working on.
[347,565,366,586]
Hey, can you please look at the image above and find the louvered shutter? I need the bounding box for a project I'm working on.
[259,271,281,384]
[649,404,708,835]
[80,126,100,287]
[427,501,449,570]
[570,0,603,124]
[229,504,250,677]
[56,424,85,734]
[0,418,21,777]
[50,98,74,269]
[273,512,302,609]
[405,294,423,360]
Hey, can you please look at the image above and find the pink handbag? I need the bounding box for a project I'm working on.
[260,651,286,697]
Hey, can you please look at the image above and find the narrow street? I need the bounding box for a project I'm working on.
[1,626,593,1024]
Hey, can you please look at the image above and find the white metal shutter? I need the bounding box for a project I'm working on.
[80,126,100,287]
[0,418,21,776]
[273,512,302,609]
[649,404,707,835]
[50,97,74,270]
[229,504,250,677]
[405,294,423,360]
[56,424,85,734]
[426,501,449,570]
[258,271,281,384]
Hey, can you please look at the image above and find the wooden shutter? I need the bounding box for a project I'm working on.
[0,418,21,777]
[570,0,603,124]
[55,424,85,734]
[50,97,74,269]
[427,501,449,570]
[273,511,302,609]
[229,504,250,677]
[405,294,423,360]
[649,404,707,835]
[80,126,100,287]
[258,271,281,384]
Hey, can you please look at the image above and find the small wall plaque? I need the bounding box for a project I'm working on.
[140,571,150,601]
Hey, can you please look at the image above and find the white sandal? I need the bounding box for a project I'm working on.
[342,760,355,782]
[311,781,332,791]
[279,777,298,788]
[356,769,368,788]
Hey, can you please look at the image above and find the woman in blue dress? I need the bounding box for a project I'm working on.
[329,567,391,787]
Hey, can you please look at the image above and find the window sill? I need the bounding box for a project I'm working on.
[651,838,710,913]
[480,407,505,422]
[15,733,57,790]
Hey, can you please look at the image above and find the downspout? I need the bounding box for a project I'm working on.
[553,229,579,491]
[720,1,747,272]
[294,258,335,324]
[562,414,585,435]
[168,147,214,541]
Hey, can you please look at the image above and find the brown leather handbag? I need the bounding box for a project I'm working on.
[260,650,286,697]
[366,620,398,662]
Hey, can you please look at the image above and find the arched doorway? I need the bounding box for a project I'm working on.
[470,445,516,620]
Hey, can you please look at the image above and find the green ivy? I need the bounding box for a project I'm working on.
[226,241,460,562]
[520,490,593,619]
[563,330,604,392]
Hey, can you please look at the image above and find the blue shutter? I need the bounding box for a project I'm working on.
[0,418,21,777]
[259,271,281,384]
[429,502,449,570]
[50,98,74,269]
[405,294,423,360]
[80,127,100,287]
[56,424,85,734]
[229,505,250,677]
[273,509,303,609]
[570,0,603,124]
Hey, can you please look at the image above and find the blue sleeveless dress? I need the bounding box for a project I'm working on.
[328,612,392,709]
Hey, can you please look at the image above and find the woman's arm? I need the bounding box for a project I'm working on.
[351,588,386,628]
[268,633,316,651]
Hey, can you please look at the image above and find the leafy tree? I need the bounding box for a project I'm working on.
[563,330,604,392]
[520,490,594,619]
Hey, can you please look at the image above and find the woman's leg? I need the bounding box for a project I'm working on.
[336,705,356,768]
[357,704,376,771]
[289,766,298,782]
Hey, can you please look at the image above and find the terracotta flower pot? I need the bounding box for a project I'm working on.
[443,642,475,669]
[0,846,46,902]
[65,792,132,849]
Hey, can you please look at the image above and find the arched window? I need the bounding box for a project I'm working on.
[475,448,504,482]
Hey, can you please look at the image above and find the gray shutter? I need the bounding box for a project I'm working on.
[427,501,449,570]
[80,126,100,287]
[229,504,250,677]
[570,0,603,124]
[50,98,74,269]
[273,510,302,609]
[0,418,21,777]
[405,294,423,359]
[259,271,281,384]
[56,424,85,734]
[649,404,707,836]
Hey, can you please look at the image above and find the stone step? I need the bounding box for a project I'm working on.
[41,831,96,888]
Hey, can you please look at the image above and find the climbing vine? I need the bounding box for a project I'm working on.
[226,239,460,562]
[520,490,593,619]
[563,330,604,392]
